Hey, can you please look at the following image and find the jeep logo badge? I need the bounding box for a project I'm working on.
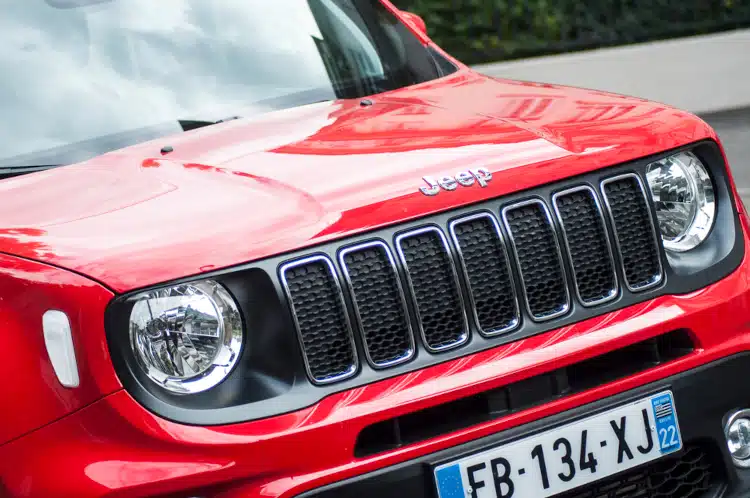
[419,168,493,196]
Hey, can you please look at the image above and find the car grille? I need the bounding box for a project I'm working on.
[557,445,716,498]
[395,227,468,352]
[339,241,414,368]
[503,199,570,321]
[449,213,519,336]
[553,186,618,306]
[280,172,664,384]
[280,256,358,384]
[602,175,663,291]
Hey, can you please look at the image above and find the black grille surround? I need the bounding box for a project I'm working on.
[286,178,666,385]
[272,143,741,394]
[104,140,744,425]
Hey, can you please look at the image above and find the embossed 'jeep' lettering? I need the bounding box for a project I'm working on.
[419,168,493,196]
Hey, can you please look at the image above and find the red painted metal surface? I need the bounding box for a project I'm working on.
[1,224,749,497]
[0,68,715,293]
[0,4,743,496]
[0,254,119,446]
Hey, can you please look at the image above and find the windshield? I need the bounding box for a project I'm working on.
[1,0,454,168]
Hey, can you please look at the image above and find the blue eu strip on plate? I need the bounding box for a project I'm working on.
[435,464,464,498]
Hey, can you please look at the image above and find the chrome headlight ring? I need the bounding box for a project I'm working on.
[645,151,716,253]
[129,279,244,394]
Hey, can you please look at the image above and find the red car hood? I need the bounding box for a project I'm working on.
[0,70,715,293]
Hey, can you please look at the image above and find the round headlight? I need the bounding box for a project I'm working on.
[646,151,715,252]
[129,280,243,394]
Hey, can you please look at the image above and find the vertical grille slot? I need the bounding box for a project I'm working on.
[340,241,414,368]
[280,256,357,384]
[396,227,468,352]
[553,186,618,306]
[502,200,570,321]
[602,174,663,291]
[449,213,520,336]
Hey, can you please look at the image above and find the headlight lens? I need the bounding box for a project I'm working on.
[646,151,715,252]
[129,280,243,394]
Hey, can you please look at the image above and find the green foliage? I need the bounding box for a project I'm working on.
[392,0,750,64]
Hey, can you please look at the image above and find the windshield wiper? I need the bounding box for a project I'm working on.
[0,164,60,179]
[0,90,339,172]
[178,116,242,132]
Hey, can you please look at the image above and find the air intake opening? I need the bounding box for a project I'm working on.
[354,329,694,458]
[602,174,663,292]
[280,256,358,385]
[502,200,570,322]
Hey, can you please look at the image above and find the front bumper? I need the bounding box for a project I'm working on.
[3,225,750,498]
[302,353,750,498]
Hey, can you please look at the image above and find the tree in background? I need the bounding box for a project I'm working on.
[394,0,750,64]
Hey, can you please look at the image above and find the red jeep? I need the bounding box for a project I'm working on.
[0,1,747,498]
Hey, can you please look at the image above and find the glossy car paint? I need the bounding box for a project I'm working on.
[1,218,749,497]
[0,3,746,497]
[0,67,714,293]
[0,254,119,447]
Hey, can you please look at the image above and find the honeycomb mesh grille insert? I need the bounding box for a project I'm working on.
[341,243,413,367]
[281,258,357,383]
[503,201,569,320]
[557,444,716,498]
[554,188,617,305]
[397,229,467,351]
[451,215,519,335]
[603,175,663,291]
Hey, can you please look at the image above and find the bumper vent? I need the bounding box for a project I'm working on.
[553,187,618,306]
[602,175,663,291]
[355,329,694,457]
[502,200,570,321]
[450,214,519,337]
[280,257,357,384]
[395,228,467,352]
[305,441,720,498]
[340,242,414,368]
[559,444,716,498]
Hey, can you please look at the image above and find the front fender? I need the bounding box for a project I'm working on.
[0,253,120,446]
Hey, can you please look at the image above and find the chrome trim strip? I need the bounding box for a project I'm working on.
[395,226,470,353]
[338,241,415,369]
[448,212,520,337]
[501,198,571,322]
[279,255,359,385]
[552,186,619,307]
[600,173,664,292]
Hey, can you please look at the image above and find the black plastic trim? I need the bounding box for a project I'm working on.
[354,329,694,457]
[299,352,750,498]
[104,139,745,426]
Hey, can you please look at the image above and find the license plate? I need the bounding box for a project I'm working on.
[434,391,681,498]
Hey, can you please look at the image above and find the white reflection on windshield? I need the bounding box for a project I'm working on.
[0,0,344,160]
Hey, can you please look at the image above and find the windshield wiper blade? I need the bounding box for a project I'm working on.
[0,164,60,179]
[178,116,242,132]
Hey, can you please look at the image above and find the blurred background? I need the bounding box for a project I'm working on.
[391,0,750,204]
